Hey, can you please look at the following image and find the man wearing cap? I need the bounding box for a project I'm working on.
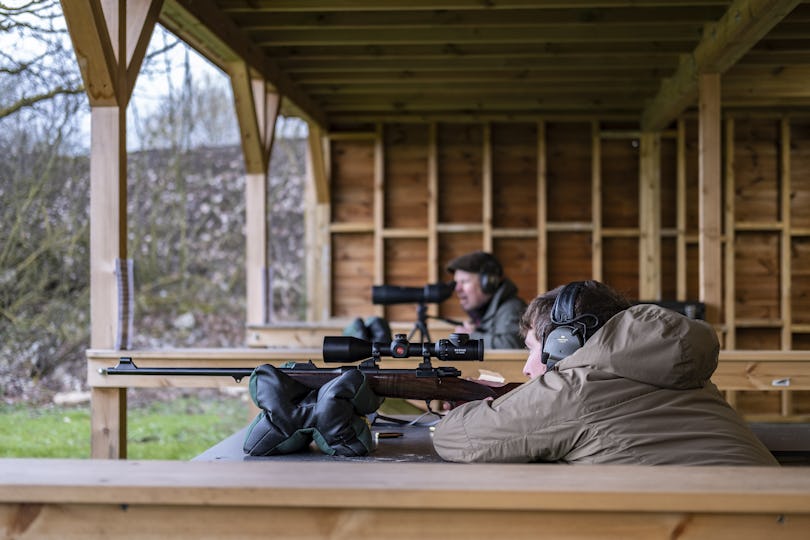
[446,251,527,349]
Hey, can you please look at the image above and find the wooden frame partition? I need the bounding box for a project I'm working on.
[319,119,693,325]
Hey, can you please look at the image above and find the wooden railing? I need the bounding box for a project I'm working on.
[86,347,810,458]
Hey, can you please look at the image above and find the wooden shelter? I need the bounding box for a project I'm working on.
[58,0,810,458]
[3,1,810,536]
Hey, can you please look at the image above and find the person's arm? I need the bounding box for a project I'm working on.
[432,374,579,463]
[454,320,477,336]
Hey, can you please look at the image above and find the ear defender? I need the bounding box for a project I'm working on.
[542,281,600,370]
[478,258,503,295]
[542,325,585,368]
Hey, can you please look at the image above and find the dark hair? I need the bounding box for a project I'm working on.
[519,280,632,342]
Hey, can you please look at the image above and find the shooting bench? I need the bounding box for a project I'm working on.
[86,348,810,458]
[1,457,809,539]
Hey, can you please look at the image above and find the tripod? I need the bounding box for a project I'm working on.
[407,303,432,343]
[406,303,463,344]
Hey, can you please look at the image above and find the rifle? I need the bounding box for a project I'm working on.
[101,333,522,402]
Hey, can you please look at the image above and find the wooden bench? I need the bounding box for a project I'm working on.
[1,458,809,539]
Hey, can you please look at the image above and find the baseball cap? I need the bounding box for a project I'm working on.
[446,251,503,276]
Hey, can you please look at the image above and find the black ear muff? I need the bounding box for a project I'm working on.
[542,326,584,368]
[551,281,582,325]
[479,272,501,295]
[542,281,599,369]
[478,258,503,295]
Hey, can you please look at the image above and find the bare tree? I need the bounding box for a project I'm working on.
[0,1,84,126]
[0,5,308,403]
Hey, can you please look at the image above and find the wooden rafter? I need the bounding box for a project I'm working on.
[61,1,118,105]
[642,0,801,131]
[160,0,327,128]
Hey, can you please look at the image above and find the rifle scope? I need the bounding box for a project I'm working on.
[323,333,484,363]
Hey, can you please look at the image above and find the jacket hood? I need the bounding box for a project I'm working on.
[559,304,719,389]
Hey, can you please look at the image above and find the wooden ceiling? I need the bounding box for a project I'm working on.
[160,0,810,130]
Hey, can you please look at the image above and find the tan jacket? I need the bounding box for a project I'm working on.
[433,304,778,466]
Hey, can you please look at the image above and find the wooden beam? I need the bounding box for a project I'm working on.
[698,73,722,325]
[230,63,281,175]
[780,117,792,350]
[373,124,385,318]
[304,132,330,322]
[245,172,268,325]
[251,23,707,46]
[537,120,548,294]
[311,94,649,112]
[230,62,266,175]
[639,132,661,300]
[641,0,801,130]
[277,48,683,71]
[60,0,118,105]
[230,7,727,29]
[125,0,164,99]
[160,0,327,128]
[87,87,128,464]
[307,125,329,205]
[218,1,733,11]
[591,121,602,281]
[255,79,281,171]
[723,117,736,349]
[482,123,493,252]
[675,119,687,300]
[427,123,439,290]
[63,1,165,457]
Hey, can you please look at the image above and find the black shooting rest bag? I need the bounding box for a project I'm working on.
[243,364,383,457]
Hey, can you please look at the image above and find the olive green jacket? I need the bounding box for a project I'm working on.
[468,278,526,349]
[433,304,778,466]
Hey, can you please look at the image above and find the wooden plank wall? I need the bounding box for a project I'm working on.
[323,120,680,324]
[316,116,810,418]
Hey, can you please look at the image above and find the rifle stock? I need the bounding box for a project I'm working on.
[102,358,522,402]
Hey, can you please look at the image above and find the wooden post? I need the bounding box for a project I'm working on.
[373,124,385,318]
[780,117,792,350]
[482,123,493,252]
[698,73,723,325]
[780,117,793,417]
[427,123,439,313]
[229,62,279,325]
[62,0,163,458]
[676,119,687,300]
[537,121,548,294]
[591,121,602,281]
[305,124,331,321]
[639,132,662,300]
[89,106,128,459]
[724,117,736,349]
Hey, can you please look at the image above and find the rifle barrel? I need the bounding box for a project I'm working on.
[102,358,522,401]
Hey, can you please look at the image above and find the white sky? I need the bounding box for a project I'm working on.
[1,2,306,151]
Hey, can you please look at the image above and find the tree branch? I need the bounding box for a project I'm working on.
[0,84,84,118]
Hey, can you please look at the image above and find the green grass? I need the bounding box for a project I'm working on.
[0,395,426,460]
[0,395,250,460]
